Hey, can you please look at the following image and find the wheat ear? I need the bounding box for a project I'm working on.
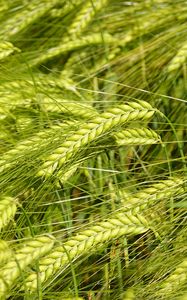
[67,0,109,38]
[0,196,17,231]
[0,76,74,95]
[24,212,149,291]
[0,122,74,173]
[0,240,12,266]
[0,235,55,297]
[156,258,187,297]
[35,74,77,92]
[88,46,121,75]
[49,1,83,19]
[0,0,60,39]
[58,127,160,183]
[38,100,155,177]
[123,288,135,300]
[168,42,187,72]
[114,128,161,145]
[40,98,98,119]
[31,33,116,66]
[0,41,20,61]
[118,177,185,214]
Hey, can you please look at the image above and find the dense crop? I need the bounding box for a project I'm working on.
[0,1,186,299]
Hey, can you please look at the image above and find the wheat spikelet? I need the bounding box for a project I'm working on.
[0,76,77,108]
[114,128,161,145]
[0,122,75,173]
[40,98,98,118]
[49,0,83,19]
[57,163,82,185]
[38,100,155,177]
[123,288,135,300]
[0,97,32,120]
[0,240,12,266]
[0,76,74,95]
[0,196,17,231]
[119,177,185,214]
[31,74,78,93]
[133,6,174,37]
[24,212,149,291]
[0,0,60,39]
[0,235,55,297]
[88,46,121,75]
[0,41,20,61]
[61,51,90,77]
[156,258,187,297]
[31,33,117,66]
[168,42,187,72]
[67,0,109,38]
[0,80,34,96]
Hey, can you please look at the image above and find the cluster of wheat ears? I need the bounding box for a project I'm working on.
[0,0,187,299]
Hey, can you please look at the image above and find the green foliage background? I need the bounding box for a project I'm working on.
[0,0,187,299]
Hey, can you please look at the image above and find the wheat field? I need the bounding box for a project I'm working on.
[0,1,187,299]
